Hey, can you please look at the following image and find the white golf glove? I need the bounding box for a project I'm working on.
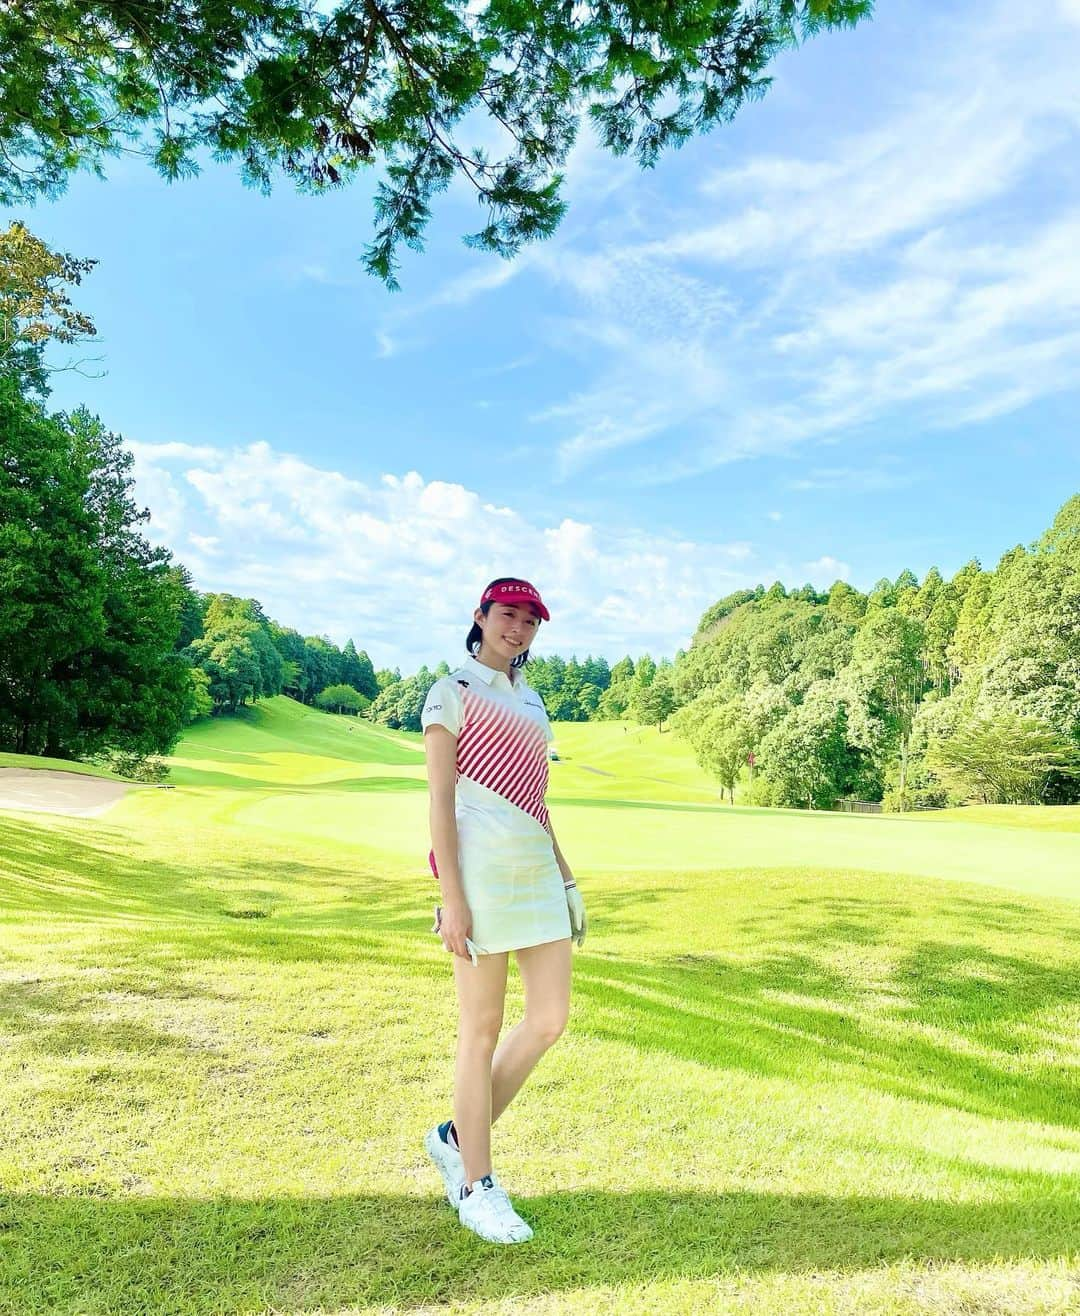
[565,883,586,948]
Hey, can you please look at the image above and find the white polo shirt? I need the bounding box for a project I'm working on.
[421,655,555,846]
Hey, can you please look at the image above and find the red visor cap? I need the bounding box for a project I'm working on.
[480,579,550,621]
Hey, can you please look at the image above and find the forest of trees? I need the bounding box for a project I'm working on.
[179,586,382,718]
[670,503,1080,810]
[363,652,678,733]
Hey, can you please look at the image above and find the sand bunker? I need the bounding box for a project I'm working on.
[0,768,136,818]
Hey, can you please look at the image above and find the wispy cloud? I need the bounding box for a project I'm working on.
[516,3,1080,483]
[786,465,916,494]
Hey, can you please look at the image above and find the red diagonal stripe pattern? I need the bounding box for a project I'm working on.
[457,687,550,830]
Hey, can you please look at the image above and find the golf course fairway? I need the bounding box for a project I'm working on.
[1,695,1078,1315]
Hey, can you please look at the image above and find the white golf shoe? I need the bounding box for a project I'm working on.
[423,1124,467,1206]
[424,1123,506,1208]
[457,1174,533,1244]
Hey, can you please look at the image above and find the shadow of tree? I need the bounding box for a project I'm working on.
[0,1182,1077,1315]
[4,814,1079,1137]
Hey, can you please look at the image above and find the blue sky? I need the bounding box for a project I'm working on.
[18,0,1080,670]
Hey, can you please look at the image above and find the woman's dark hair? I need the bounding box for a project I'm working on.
[467,577,536,668]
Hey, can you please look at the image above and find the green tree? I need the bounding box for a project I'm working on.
[315,683,370,715]
[927,712,1080,805]
[269,624,309,699]
[0,220,97,396]
[375,666,402,692]
[184,665,214,723]
[851,608,925,807]
[368,666,436,731]
[354,645,380,700]
[186,627,262,712]
[947,564,993,681]
[172,565,207,650]
[576,682,602,718]
[301,635,341,700]
[824,580,867,626]
[188,594,285,707]
[1,2,873,287]
[676,696,750,804]
[0,376,102,753]
[758,691,854,810]
[580,655,611,692]
[0,379,189,761]
[632,669,676,731]
[597,655,635,718]
[340,638,380,700]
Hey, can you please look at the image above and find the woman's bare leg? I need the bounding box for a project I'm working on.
[491,937,572,1123]
[452,950,509,1185]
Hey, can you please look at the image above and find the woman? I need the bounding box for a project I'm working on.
[420,577,587,1245]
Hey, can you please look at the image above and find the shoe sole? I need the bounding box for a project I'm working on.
[423,1127,465,1208]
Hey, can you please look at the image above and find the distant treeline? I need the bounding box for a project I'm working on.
[176,588,392,718]
[671,498,1080,811]
[365,652,676,732]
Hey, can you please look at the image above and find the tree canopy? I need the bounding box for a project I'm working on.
[673,497,1080,810]
[2,0,871,286]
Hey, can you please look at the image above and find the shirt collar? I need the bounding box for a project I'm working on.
[462,654,519,689]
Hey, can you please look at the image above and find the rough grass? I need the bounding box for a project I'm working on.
[1,698,1079,1314]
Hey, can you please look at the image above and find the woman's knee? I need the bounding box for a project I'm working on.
[525,1009,568,1048]
[459,1010,504,1051]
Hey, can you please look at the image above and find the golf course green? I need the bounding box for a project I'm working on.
[1,695,1078,1314]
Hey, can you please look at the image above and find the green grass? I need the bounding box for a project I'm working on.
[0,750,132,782]
[1,697,1079,1314]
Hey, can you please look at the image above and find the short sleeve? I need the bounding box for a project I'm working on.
[421,676,463,736]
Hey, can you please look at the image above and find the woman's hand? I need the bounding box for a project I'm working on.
[564,883,587,948]
[435,898,474,960]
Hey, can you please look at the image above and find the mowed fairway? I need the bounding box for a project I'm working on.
[2,696,1079,1315]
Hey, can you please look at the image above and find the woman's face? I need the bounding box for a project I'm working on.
[475,603,541,663]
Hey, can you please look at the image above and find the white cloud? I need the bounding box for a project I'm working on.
[126,438,773,667]
[802,556,851,584]
[518,3,1080,483]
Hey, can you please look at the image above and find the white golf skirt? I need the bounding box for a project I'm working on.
[456,820,572,955]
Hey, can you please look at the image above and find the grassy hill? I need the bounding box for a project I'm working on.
[1,698,1079,1314]
[0,750,132,781]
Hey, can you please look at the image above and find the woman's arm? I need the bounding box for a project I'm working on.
[546,814,578,889]
[423,724,472,957]
[548,812,587,946]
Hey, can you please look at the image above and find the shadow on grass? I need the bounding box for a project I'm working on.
[0,814,420,923]
[1,1179,1078,1315]
[4,812,1080,1134]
